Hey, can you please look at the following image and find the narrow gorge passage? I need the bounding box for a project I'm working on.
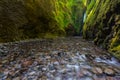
[0,37,120,80]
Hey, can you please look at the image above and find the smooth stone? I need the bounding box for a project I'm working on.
[46,56,51,59]
[92,67,103,74]
[94,77,106,80]
[13,77,20,80]
[80,64,91,69]
[22,77,28,80]
[82,69,92,76]
[58,69,67,73]
[46,72,54,78]
[93,75,106,80]
[104,68,115,75]
[67,77,73,80]
[53,61,59,65]
[29,71,36,75]
[80,77,93,80]
[33,66,39,71]
[54,76,61,80]
[2,60,8,64]
[49,70,56,73]
[82,48,88,51]
[79,54,87,61]
[15,64,21,69]
[42,68,47,71]
[106,77,115,80]
[0,73,6,79]
[79,69,92,77]
[22,60,33,67]
[4,71,9,75]
[41,76,47,79]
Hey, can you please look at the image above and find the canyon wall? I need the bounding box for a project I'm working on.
[83,0,120,58]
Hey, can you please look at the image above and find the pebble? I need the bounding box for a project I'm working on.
[94,77,106,80]
[46,56,51,59]
[42,68,47,71]
[106,77,115,80]
[54,76,61,80]
[81,69,92,76]
[15,64,21,69]
[13,77,20,80]
[49,64,54,70]
[80,77,93,80]
[29,71,36,75]
[0,38,120,80]
[53,61,59,65]
[92,67,103,74]
[79,54,87,61]
[2,60,8,64]
[82,48,88,51]
[22,60,33,67]
[104,68,115,76]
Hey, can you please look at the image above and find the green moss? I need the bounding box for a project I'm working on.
[83,0,120,59]
[110,45,120,59]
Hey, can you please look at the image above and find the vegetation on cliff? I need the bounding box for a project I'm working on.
[0,0,120,58]
[83,0,120,58]
[0,0,86,42]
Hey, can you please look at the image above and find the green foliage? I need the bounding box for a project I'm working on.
[0,0,66,42]
[71,0,85,34]
[83,0,120,59]
[0,0,88,42]
[53,0,73,29]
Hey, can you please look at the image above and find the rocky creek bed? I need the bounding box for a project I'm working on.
[0,37,120,80]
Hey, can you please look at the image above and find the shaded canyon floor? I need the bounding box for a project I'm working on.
[0,37,120,80]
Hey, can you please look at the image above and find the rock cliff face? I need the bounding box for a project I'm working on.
[0,0,86,42]
[0,0,27,42]
[83,0,120,58]
[0,0,65,42]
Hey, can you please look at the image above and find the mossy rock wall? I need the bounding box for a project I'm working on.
[83,0,120,59]
[0,0,65,42]
[0,0,86,42]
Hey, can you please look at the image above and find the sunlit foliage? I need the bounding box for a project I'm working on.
[0,0,88,42]
[83,0,120,58]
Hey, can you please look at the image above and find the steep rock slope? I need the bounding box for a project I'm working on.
[83,0,120,58]
[0,0,65,42]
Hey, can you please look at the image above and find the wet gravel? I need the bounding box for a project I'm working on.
[0,37,120,80]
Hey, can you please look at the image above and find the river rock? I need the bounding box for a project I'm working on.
[0,37,120,80]
[79,69,92,77]
[54,76,61,80]
[29,71,36,76]
[106,77,116,80]
[13,77,20,80]
[94,77,106,80]
[14,64,21,69]
[104,68,115,76]
[80,77,93,80]
[22,60,33,67]
[49,64,54,70]
[2,60,8,64]
[42,68,47,71]
[92,67,103,75]
[53,61,59,66]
